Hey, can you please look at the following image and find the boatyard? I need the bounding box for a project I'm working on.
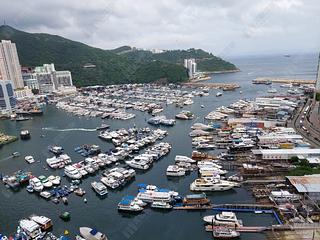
[0,54,319,240]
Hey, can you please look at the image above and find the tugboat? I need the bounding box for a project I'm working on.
[20,130,31,140]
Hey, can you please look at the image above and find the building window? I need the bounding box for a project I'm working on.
[6,83,13,97]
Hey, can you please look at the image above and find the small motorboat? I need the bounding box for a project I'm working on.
[60,212,71,221]
[26,185,34,193]
[25,156,35,164]
[79,227,107,240]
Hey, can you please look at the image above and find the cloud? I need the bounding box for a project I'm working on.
[1,0,319,56]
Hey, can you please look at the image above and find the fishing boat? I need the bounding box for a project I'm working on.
[91,181,108,196]
[212,227,240,239]
[79,227,107,240]
[203,212,243,227]
[150,201,172,209]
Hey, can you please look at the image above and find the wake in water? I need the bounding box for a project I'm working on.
[42,127,97,132]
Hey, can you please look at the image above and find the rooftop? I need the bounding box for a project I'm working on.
[287,175,320,193]
[252,148,320,155]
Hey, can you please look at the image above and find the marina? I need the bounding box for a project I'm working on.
[0,54,319,240]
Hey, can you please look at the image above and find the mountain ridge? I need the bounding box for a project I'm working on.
[0,25,237,86]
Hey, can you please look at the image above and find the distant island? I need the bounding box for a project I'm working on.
[0,25,238,87]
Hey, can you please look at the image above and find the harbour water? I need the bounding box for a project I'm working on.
[0,53,318,239]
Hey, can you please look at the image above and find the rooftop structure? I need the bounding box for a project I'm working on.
[252,148,320,160]
[286,175,320,201]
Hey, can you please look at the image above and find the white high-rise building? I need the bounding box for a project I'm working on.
[0,80,15,113]
[316,53,320,92]
[184,58,197,78]
[0,40,24,89]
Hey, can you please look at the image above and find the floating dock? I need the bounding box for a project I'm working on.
[205,225,267,233]
[173,204,214,210]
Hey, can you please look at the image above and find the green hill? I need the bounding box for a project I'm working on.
[0,25,237,86]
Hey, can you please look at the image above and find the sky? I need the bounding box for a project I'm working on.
[1,0,320,57]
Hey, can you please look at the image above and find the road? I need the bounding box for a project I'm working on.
[290,98,320,147]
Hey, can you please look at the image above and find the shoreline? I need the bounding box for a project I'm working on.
[202,69,241,74]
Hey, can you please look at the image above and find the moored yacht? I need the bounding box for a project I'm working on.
[150,201,172,209]
[64,166,82,179]
[166,165,186,177]
[175,155,196,164]
[91,181,108,196]
[190,178,236,191]
[79,227,107,240]
[203,211,243,227]
[29,177,44,192]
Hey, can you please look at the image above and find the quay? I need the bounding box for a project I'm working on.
[183,82,241,89]
[242,179,286,184]
[253,77,315,84]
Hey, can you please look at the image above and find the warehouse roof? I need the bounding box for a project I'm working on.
[252,148,320,155]
[286,175,320,193]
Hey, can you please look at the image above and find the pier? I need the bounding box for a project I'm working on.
[253,77,315,84]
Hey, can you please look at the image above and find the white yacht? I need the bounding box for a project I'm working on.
[47,175,61,185]
[267,88,277,93]
[197,161,222,169]
[29,177,44,192]
[150,201,172,209]
[190,178,235,191]
[166,165,186,177]
[101,177,120,189]
[25,156,35,164]
[175,155,196,163]
[64,166,82,179]
[118,201,144,212]
[136,191,172,203]
[125,159,149,170]
[91,181,108,196]
[79,227,107,240]
[216,92,223,97]
[19,219,42,239]
[203,211,243,227]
